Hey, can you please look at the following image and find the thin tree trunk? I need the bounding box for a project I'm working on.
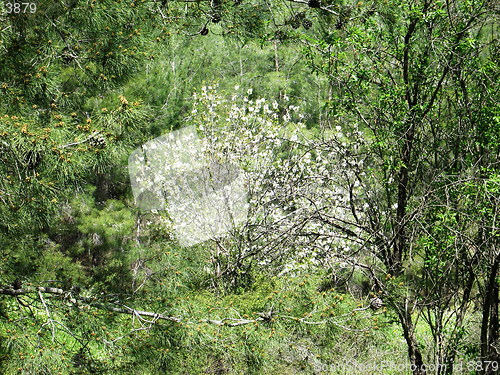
[95,172,109,202]
[481,253,500,374]
[399,308,426,375]
[442,261,477,374]
[273,41,280,72]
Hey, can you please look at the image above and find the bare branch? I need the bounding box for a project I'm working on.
[0,286,379,331]
[60,131,101,149]
[284,0,339,16]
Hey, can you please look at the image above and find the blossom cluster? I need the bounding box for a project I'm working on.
[131,85,368,273]
[186,86,365,271]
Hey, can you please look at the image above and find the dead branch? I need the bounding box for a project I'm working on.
[0,286,378,329]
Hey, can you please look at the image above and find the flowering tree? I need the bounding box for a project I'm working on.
[146,86,363,292]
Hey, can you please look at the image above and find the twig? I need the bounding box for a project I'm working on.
[38,290,57,342]
[284,0,339,16]
[60,131,100,149]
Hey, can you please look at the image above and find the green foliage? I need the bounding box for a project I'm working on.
[0,0,497,373]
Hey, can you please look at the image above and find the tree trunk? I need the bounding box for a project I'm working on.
[481,253,500,375]
[95,172,109,203]
[399,308,426,375]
